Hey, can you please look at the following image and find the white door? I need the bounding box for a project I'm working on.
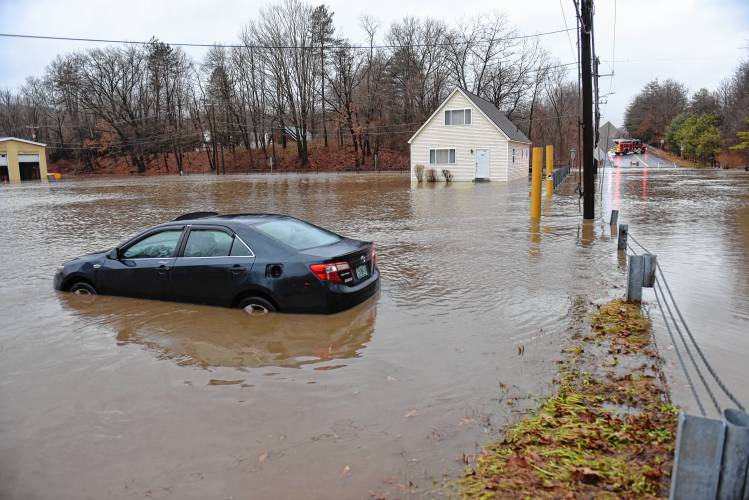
[475,149,490,179]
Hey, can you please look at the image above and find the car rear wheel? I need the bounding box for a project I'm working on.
[237,296,276,315]
[70,282,97,295]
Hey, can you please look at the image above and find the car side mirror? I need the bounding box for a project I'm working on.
[107,248,120,260]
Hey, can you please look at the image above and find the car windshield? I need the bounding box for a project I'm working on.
[254,219,341,250]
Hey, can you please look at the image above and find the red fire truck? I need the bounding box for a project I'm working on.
[612,139,646,155]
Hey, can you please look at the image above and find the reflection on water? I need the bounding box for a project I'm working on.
[58,293,377,369]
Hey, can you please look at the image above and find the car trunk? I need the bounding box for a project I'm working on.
[303,239,374,286]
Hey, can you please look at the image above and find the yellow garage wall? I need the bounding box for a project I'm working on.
[0,139,48,182]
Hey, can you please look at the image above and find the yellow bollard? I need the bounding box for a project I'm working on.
[531,146,543,219]
[545,144,554,196]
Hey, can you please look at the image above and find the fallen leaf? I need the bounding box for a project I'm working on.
[405,409,418,418]
[208,379,244,386]
[571,466,603,483]
[258,452,268,463]
[341,465,351,477]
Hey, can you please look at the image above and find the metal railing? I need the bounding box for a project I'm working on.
[612,213,749,499]
[551,165,571,190]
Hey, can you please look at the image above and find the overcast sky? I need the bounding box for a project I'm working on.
[1,0,747,126]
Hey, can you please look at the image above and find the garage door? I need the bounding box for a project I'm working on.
[18,154,40,162]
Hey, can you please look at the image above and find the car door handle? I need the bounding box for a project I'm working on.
[231,264,245,275]
[156,263,170,276]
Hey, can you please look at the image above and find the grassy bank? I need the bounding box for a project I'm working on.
[460,300,677,498]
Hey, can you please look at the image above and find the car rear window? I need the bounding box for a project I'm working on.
[254,219,341,250]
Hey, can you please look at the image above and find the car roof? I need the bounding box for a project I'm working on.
[163,213,296,228]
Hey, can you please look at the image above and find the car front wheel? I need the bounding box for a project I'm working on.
[70,282,97,295]
[237,296,276,315]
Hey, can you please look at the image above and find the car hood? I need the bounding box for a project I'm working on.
[64,249,110,265]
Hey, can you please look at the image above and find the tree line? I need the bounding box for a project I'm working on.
[624,61,749,165]
[0,0,582,173]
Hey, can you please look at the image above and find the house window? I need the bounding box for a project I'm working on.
[429,148,456,165]
[444,109,472,126]
[512,148,516,164]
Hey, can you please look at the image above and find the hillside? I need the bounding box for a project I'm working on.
[50,143,410,177]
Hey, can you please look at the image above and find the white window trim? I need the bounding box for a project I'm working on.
[429,148,457,165]
[444,108,472,126]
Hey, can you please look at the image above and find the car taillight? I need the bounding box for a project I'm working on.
[371,245,376,268]
[310,262,350,283]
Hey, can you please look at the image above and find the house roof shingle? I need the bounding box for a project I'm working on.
[460,89,531,143]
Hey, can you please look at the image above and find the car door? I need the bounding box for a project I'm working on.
[170,226,256,306]
[99,227,185,300]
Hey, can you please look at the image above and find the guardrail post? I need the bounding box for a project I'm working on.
[626,254,644,302]
[670,412,725,500]
[642,254,657,288]
[617,223,628,251]
[718,409,749,500]
[610,209,619,226]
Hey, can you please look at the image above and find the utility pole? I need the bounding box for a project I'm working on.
[580,0,595,220]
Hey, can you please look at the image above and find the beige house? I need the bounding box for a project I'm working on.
[0,137,49,182]
[408,88,531,182]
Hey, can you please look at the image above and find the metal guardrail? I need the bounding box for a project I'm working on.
[612,213,749,499]
[551,165,571,190]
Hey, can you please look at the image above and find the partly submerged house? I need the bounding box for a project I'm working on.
[0,137,49,182]
[408,88,531,182]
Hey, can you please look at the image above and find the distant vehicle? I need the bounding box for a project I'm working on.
[54,213,379,314]
[613,139,646,155]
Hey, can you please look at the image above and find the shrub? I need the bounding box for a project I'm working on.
[415,164,424,182]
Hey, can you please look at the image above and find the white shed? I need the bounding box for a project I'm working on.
[408,88,531,182]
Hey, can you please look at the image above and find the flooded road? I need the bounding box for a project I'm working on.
[602,152,749,416]
[1,165,747,499]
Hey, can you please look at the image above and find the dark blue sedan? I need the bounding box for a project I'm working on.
[54,212,379,314]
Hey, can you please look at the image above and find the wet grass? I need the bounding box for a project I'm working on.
[459,300,677,499]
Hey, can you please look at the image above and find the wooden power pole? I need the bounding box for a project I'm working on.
[580,0,595,220]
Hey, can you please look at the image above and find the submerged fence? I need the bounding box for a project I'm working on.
[551,165,571,190]
[611,211,749,499]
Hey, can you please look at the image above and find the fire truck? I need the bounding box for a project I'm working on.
[612,139,646,155]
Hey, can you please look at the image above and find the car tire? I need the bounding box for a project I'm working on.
[70,282,97,295]
[237,296,276,315]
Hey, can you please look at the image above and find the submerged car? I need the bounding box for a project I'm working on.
[54,212,379,314]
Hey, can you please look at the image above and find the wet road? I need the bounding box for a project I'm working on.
[602,151,749,415]
[0,164,747,499]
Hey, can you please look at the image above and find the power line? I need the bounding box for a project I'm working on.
[0,28,575,51]
[558,0,578,62]
[608,0,617,94]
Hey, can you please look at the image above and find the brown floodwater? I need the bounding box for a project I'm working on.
[0,160,747,499]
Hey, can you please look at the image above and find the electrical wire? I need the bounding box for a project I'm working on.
[0,28,575,51]
[558,0,578,63]
[608,0,617,94]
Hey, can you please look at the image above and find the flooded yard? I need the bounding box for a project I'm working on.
[1,163,747,499]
